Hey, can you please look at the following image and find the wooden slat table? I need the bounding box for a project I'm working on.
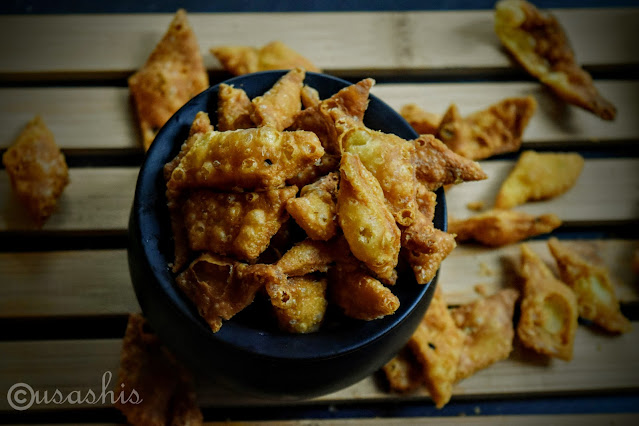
[1,6,638,425]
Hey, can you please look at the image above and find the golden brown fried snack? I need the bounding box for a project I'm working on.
[2,115,69,226]
[518,244,578,361]
[286,172,339,240]
[383,347,424,393]
[217,84,254,131]
[275,238,334,276]
[128,9,209,150]
[166,127,323,192]
[495,150,584,209]
[251,68,305,131]
[337,152,401,281]
[495,0,616,120]
[449,209,561,247]
[415,183,437,222]
[437,96,537,160]
[115,314,202,426]
[211,40,321,76]
[548,238,631,334]
[286,153,341,188]
[451,288,519,381]
[301,85,321,109]
[267,275,328,333]
[183,186,297,260]
[400,103,442,136]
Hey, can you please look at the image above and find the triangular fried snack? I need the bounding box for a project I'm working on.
[286,172,339,241]
[401,103,442,136]
[217,83,254,131]
[383,347,424,393]
[267,275,328,334]
[275,238,334,277]
[251,68,305,131]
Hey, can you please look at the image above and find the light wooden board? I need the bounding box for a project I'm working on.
[0,9,637,78]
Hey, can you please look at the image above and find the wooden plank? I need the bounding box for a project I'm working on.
[0,9,637,78]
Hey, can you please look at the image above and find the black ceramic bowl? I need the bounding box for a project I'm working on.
[128,71,446,399]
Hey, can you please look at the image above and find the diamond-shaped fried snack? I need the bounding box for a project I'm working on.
[251,68,305,131]
[495,150,584,209]
[548,238,631,334]
[451,288,519,381]
[128,10,209,150]
[449,209,561,247]
[217,84,254,131]
[413,134,487,191]
[166,127,323,192]
[183,187,297,260]
[275,238,334,277]
[337,152,401,281]
[437,96,537,160]
[2,115,69,226]
[267,275,328,333]
[286,172,339,240]
[211,40,321,76]
[301,85,321,109]
[383,347,424,393]
[115,314,202,425]
[495,0,616,120]
[400,103,442,136]
[517,244,578,361]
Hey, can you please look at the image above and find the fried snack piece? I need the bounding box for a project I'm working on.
[437,96,537,160]
[518,244,578,361]
[495,150,584,209]
[286,153,340,188]
[400,103,442,136]
[275,238,334,276]
[2,115,69,226]
[166,127,323,192]
[495,0,616,120]
[449,209,561,247]
[183,186,297,260]
[217,83,254,131]
[337,152,401,281]
[266,275,328,333]
[251,68,305,131]
[128,9,209,150]
[211,40,321,76]
[301,85,321,109]
[451,288,519,381]
[548,238,631,334]
[286,172,339,240]
[413,134,487,191]
[416,183,437,222]
[115,314,202,426]
[383,347,424,393]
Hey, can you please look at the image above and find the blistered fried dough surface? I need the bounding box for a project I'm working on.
[495,150,584,209]
[286,172,339,240]
[267,275,328,333]
[416,183,437,222]
[413,134,487,191]
[449,209,561,247]
[495,0,616,120]
[286,153,341,188]
[548,238,631,334]
[251,68,305,131]
[383,347,424,393]
[401,103,442,136]
[452,288,519,381]
[2,116,69,226]
[437,97,536,160]
[275,239,334,277]
[128,10,209,150]
[166,127,323,191]
[301,85,321,109]
[217,84,254,131]
[337,152,401,281]
[183,187,297,260]
[211,40,320,76]
[115,314,202,426]
[518,244,578,361]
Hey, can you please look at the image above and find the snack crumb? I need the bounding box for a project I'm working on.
[474,284,489,297]
[466,201,485,212]
[474,406,481,415]
[478,262,494,277]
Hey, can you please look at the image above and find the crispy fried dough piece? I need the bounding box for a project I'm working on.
[495,150,584,209]
[400,103,442,136]
[275,238,334,276]
[449,209,561,247]
[211,40,320,76]
[495,0,616,120]
[217,84,254,131]
[301,85,321,109]
[413,134,487,191]
[451,288,519,381]
[416,183,437,222]
[437,97,537,160]
[518,244,578,361]
[2,115,69,226]
[267,275,328,333]
[286,172,339,240]
[337,152,401,281]
[166,127,323,192]
[286,153,341,187]
[383,347,424,393]
[183,187,297,260]
[548,238,631,334]
[115,314,202,426]
[128,10,209,150]
[251,68,305,131]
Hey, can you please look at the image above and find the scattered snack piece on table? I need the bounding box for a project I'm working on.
[548,238,631,334]
[495,150,584,209]
[128,9,209,150]
[115,313,202,425]
[495,0,616,120]
[382,347,424,393]
[517,244,578,361]
[400,103,442,135]
[2,115,69,226]
[217,83,255,131]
